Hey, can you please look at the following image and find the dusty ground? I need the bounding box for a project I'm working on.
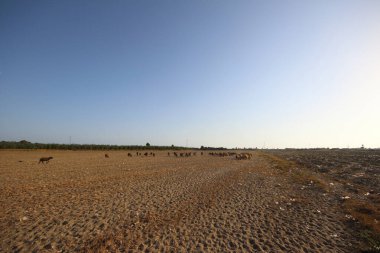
[0,150,370,252]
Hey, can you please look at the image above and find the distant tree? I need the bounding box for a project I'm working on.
[146,142,150,147]
[201,145,204,150]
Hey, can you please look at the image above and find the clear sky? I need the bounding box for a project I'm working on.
[1,1,379,148]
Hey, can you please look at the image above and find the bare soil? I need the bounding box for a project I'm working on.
[0,150,371,252]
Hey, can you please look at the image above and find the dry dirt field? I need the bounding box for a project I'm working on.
[0,150,377,252]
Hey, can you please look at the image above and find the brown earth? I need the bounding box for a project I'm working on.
[0,150,371,252]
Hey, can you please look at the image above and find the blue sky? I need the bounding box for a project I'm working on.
[1,0,379,148]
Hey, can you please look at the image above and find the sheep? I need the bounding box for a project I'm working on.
[236,153,251,160]
[128,153,132,157]
[39,157,53,164]
[105,154,109,158]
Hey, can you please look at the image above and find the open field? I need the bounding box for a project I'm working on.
[0,150,377,252]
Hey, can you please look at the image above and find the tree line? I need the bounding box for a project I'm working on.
[0,140,194,151]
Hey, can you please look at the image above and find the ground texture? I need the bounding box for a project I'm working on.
[0,150,374,252]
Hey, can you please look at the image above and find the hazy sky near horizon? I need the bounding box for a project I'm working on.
[1,1,379,148]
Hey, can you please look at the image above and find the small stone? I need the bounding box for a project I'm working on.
[21,216,28,221]
[345,214,355,220]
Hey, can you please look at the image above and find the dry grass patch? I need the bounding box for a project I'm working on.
[257,151,330,192]
[343,198,380,234]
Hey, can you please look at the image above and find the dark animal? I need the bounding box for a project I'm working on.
[174,152,178,157]
[105,154,109,158]
[39,157,53,164]
[201,152,203,155]
[128,153,132,157]
[168,152,170,156]
[152,153,155,157]
[144,152,148,156]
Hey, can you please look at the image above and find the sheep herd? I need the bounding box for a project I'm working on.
[39,151,253,164]
[105,151,253,160]
[208,152,253,160]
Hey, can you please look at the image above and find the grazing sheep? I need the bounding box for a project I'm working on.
[105,154,109,158]
[128,153,132,157]
[180,153,184,157]
[144,152,148,156]
[168,152,170,156]
[236,153,251,160]
[152,153,155,157]
[39,157,53,164]
[201,152,203,155]
[174,152,178,157]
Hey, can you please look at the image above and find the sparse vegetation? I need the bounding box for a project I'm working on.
[263,149,380,252]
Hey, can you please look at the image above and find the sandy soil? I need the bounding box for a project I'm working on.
[0,150,365,252]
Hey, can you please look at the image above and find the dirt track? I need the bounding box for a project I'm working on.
[0,150,363,252]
